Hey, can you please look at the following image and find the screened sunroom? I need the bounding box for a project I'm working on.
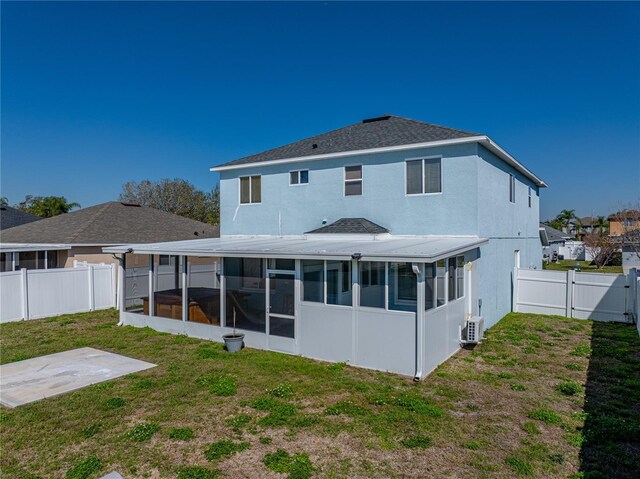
[106,235,485,379]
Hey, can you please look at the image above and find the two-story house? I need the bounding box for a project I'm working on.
[106,115,546,379]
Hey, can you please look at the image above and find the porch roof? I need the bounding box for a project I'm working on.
[104,235,488,262]
[0,243,71,253]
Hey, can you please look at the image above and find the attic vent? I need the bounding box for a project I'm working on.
[120,202,141,207]
[362,115,391,124]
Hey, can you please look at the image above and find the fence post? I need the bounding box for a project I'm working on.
[88,265,95,311]
[111,263,117,308]
[566,269,575,318]
[21,268,29,321]
[512,267,519,312]
[628,268,638,324]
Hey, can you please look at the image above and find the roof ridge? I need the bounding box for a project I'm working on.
[388,114,482,136]
[66,202,114,243]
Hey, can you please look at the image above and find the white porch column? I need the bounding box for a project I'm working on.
[148,255,155,317]
[182,256,188,322]
[413,263,425,380]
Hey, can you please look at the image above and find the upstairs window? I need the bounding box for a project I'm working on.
[509,174,515,203]
[290,170,309,185]
[406,158,441,195]
[240,175,261,204]
[528,187,532,207]
[344,165,362,196]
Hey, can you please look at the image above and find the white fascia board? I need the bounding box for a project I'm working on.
[211,135,546,187]
[211,137,486,172]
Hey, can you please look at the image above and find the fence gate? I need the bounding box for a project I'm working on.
[514,268,638,324]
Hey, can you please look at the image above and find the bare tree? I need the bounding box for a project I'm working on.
[582,231,620,269]
[119,179,220,225]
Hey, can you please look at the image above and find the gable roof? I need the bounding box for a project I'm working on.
[0,206,42,230]
[0,202,219,245]
[211,114,547,187]
[306,218,390,235]
[540,223,572,243]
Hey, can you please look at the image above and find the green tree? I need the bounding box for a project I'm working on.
[0,197,8,206]
[119,179,220,225]
[554,209,577,233]
[16,195,80,217]
[593,215,609,234]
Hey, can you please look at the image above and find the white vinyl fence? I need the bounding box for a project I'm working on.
[514,267,639,325]
[0,264,116,323]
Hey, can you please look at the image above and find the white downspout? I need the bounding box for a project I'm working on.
[412,263,424,381]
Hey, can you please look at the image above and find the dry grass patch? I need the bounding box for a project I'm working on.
[1,309,638,478]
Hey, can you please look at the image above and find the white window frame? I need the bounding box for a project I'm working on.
[509,174,516,203]
[405,156,443,196]
[239,175,262,205]
[344,164,363,197]
[289,169,309,186]
[391,262,418,307]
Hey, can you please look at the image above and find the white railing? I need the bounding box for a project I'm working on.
[0,264,116,323]
[514,267,638,327]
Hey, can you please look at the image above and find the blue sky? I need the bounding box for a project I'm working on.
[2,1,638,220]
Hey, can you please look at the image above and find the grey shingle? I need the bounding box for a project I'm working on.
[306,218,390,235]
[0,206,42,230]
[0,202,219,244]
[217,115,480,168]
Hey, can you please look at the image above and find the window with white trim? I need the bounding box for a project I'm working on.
[290,170,309,185]
[240,175,261,204]
[509,174,515,203]
[406,158,442,194]
[344,165,362,196]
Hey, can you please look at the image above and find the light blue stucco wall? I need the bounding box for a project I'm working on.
[220,143,479,236]
[218,141,543,329]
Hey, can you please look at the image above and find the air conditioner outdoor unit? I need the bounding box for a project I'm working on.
[465,316,484,344]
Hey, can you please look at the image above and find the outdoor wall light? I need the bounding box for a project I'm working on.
[351,252,362,260]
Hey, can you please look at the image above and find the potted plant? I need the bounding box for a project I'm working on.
[223,308,244,352]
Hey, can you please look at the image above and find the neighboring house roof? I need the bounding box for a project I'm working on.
[305,218,390,235]
[608,209,640,221]
[577,216,594,227]
[211,114,547,187]
[0,202,219,245]
[0,206,42,230]
[540,223,572,243]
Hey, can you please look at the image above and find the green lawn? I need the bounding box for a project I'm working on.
[543,260,623,274]
[1,310,638,479]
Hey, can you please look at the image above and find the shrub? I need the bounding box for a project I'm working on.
[204,440,249,462]
[556,381,583,396]
[176,466,219,479]
[168,427,194,441]
[124,423,160,442]
[269,384,294,398]
[528,409,562,425]
[505,456,534,476]
[263,449,313,479]
[400,435,432,448]
[104,397,126,409]
[65,456,102,479]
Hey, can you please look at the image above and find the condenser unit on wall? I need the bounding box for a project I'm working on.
[465,316,484,344]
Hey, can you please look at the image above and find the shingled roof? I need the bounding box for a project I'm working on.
[0,206,42,230]
[0,202,219,245]
[216,115,480,169]
[306,218,390,235]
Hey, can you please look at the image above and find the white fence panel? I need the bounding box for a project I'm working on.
[0,264,116,323]
[92,265,116,310]
[515,268,568,316]
[27,268,91,319]
[0,271,23,322]
[572,272,627,322]
[515,268,636,325]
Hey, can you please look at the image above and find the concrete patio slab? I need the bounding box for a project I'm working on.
[0,347,156,408]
